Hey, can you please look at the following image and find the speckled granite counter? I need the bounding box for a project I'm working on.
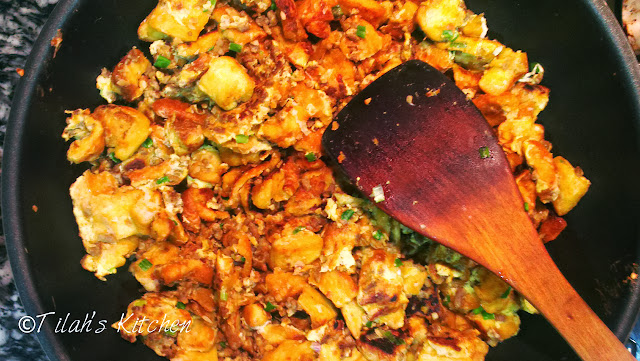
[1,0,640,360]
[1,1,57,360]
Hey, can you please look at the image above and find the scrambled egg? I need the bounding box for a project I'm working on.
[62,0,590,359]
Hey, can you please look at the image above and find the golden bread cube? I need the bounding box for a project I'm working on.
[416,0,467,42]
[552,156,591,216]
[298,285,338,327]
[269,228,323,270]
[197,56,255,110]
[139,0,211,42]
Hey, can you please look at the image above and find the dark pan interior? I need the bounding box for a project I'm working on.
[4,0,640,360]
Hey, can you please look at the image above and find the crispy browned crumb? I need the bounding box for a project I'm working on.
[50,29,63,58]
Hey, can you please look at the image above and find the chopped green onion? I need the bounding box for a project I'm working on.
[138,259,153,271]
[365,321,373,328]
[165,329,177,337]
[482,310,495,320]
[370,185,385,203]
[108,152,121,164]
[519,62,545,85]
[200,138,214,149]
[229,42,242,52]
[452,51,478,67]
[293,226,306,234]
[107,267,117,274]
[210,0,217,7]
[141,138,153,148]
[524,202,530,212]
[449,42,467,48]
[383,331,405,345]
[356,25,367,39]
[269,0,277,11]
[154,55,171,68]
[220,341,227,349]
[305,152,316,162]
[264,302,276,312]
[176,301,186,309]
[331,5,343,17]
[500,286,512,299]
[478,146,491,159]
[341,209,355,221]
[441,30,459,42]
[373,230,384,240]
[132,299,147,307]
[471,306,495,319]
[240,256,246,263]
[235,134,249,144]
[394,258,403,267]
[156,176,170,184]
[220,289,228,301]
[443,295,451,306]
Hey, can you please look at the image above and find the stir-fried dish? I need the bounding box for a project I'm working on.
[62,0,591,359]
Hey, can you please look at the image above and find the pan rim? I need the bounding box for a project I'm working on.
[2,0,640,360]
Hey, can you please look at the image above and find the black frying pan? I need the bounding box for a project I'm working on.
[4,0,640,360]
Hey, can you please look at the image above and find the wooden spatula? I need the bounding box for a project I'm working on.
[322,60,633,361]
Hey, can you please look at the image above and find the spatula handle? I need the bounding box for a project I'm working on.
[514,241,634,361]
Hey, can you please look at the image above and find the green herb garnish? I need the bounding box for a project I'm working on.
[229,42,242,53]
[365,321,373,328]
[449,42,467,48]
[165,329,177,337]
[156,176,170,184]
[524,202,530,212]
[356,25,366,39]
[341,209,355,221]
[220,289,228,301]
[500,286,512,299]
[441,30,459,42]
[132,299,147,307]
[264,302,276,312]
[443,295,451,306]
[331,5,343,17]
[141,138,153,148]
[138,259,153,271]
[269,0,276,11]
[373,230,384,240]
[154,55,171,68]
[394,258,403,267]
[235,134,249,144]
[478,146,491,159]
[108,152,121,164]
[472,306,495,320]
[383,331,405,345]
[293,226,305,234]
[176,301,186,309]
[305,152,316,162]
[220,341,227,349]
[482,310,495,320]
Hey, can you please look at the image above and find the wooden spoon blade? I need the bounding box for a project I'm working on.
[322,60,634,361]
[323,59,525,271]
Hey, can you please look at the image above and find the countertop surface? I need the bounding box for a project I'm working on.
[1,1,58,360]
[0,0,639,360]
